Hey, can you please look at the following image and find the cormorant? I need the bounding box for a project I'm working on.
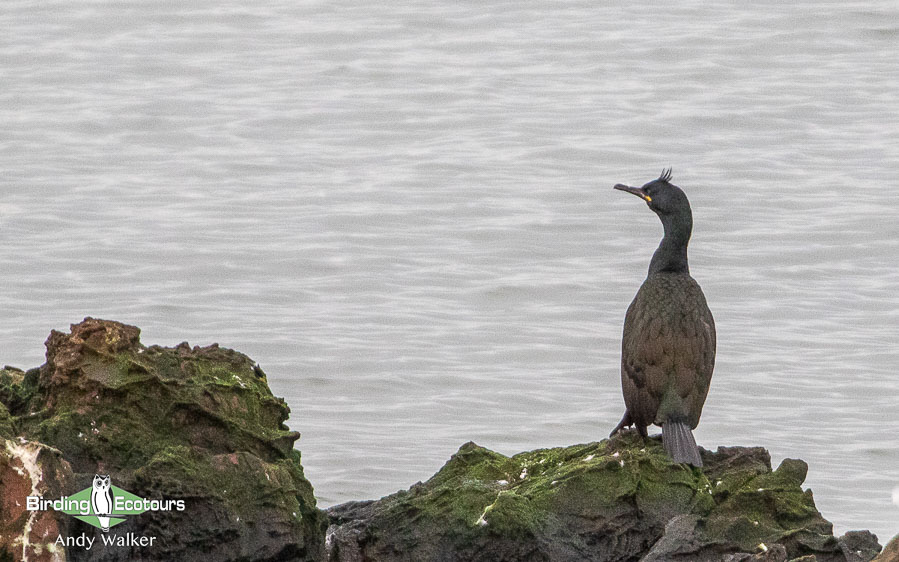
[609,169,715,467]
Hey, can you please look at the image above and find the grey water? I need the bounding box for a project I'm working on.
[1,0,898,543]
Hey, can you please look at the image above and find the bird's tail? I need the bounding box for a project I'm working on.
[662,420,703,467]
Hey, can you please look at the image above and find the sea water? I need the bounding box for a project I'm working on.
[1,0,897,541]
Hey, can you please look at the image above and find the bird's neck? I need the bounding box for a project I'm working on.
[648,212,692,276]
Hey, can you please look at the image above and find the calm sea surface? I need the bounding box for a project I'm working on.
[1,0,897,542]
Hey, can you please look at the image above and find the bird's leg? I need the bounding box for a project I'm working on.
[609,411,633,437]
[636,424,648,439]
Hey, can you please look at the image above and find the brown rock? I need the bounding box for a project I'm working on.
[42,317,142,390]
[0,439,74,562]
[873,534,899,562]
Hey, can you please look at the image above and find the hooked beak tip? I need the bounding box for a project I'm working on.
[614,183,651,202]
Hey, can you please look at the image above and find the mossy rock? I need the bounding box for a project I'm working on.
[1,318,326,562]
[327,435,879,562]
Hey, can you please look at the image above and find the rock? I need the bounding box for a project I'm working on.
[0,318,327,562]
[873,534,899,562]
[2,319,887,561]
[0,438,74,562]
[326,432,881,562]
[0,366,31,439]
[720,543,788,561]
[841,531,884,562]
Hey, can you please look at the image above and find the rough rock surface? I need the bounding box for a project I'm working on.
[0,431,73,562]
[326,434,882,562]
[0,318,326,562]
[873,534,899,562]
[2,319,889,562]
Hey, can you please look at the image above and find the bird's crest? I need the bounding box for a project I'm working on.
[658,168,673,183]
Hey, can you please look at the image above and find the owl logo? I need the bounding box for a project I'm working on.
[90,474,113,532]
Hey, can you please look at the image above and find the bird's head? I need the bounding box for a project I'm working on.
[613,168,690,219]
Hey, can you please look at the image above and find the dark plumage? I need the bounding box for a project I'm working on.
[609,169,716,467]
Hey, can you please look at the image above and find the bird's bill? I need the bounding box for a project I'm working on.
[613,184,652,202]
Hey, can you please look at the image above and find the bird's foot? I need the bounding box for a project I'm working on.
[609,411,633,438]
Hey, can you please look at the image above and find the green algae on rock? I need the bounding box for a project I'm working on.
[0,318,326,562]
[326,433,881,562]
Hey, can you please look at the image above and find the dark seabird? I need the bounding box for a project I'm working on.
[609,169,716,467]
